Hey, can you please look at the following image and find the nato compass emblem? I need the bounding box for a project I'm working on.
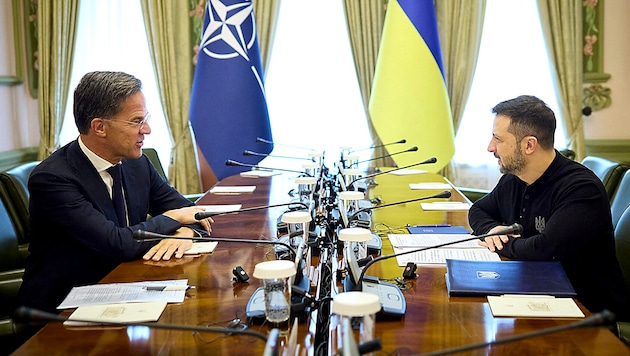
[200,0,264,92]
[476,270,500,279]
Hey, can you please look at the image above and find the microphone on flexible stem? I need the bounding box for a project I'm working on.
[13,306,271,342]
[194,201,309,220]
[353,146,418,165]
[132,230,297,260]
[243,150,314,161]
[226,159,313,177]
[419,309,615,356]
[255,137,316,152]
[346,157,437,191]
[348,190,452,222]
[348,139,407,154]
[354,223,524,290]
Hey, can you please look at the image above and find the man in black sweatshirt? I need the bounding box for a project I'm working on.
[469,95,628,320]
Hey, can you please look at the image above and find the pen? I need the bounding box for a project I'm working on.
[411,224,451,228]
[143,285,192,291]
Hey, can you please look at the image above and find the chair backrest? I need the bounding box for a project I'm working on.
[142,148,167,181]
[0,196,20,272]
[614,206,630,295]
[0,161,40,245]
[0,190,24,330]
[612,170,630,229]
[581,156,629,201]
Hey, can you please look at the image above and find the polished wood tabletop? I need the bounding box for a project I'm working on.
[13,171,630,355]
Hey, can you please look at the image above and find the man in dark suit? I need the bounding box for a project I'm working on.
[18,71,213,313]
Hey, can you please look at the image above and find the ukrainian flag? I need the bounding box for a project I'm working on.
[369,0,454,172]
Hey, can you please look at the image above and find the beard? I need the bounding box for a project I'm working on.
[499,145,526,175]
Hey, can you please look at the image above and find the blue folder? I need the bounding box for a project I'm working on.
[445,259,577,297]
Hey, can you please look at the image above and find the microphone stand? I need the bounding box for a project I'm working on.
[347,139,407,154]
[348,190,451,221]
[243,150,314,161]
[346,157,437,190]
[14,306,270,342]
[353,147,418,165]
[225,160,313,177]
[255,137,317,152]
[194,201,309,220]
[133,232,298,261]
[417,310,615,356]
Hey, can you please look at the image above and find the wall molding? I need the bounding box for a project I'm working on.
[0,146,38,171]
[585,139,630,163]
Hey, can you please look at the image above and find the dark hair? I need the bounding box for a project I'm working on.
[491,95,556,150]
[73,71,143,134]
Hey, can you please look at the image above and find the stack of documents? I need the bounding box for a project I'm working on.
[409,182,452,190]
[487,295,584,318]
[420,202,470,211]
[240,170,281,178]
[209,185,256,194]
[59,279,190,325]
[389,226,500,266]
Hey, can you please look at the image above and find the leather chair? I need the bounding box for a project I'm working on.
[0,161,40,247]
[611,170,630,229]
[0,192,26,354]
[142,148,203,202]
[581,156,629,202]
[614,206,630,344]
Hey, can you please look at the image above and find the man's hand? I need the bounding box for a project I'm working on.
[142,227,194,261]
[162,206,213,233]
[478,225,521,252]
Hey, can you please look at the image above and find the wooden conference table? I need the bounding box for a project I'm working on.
[13,171,630,355]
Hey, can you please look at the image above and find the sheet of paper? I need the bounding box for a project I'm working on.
[64,301,168,326]
[394,247,500,266]
[388,234,479,248]
[209,186,256,194]
[240,170,281,177]
[409,182,452,190]
[389,169,427,176]
[421,202,471,211]
[197,204,242,213]
[184,241,218,254]
[487,295,585,318]
[57,279,188,309]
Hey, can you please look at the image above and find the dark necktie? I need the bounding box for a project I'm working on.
[106,164,127,227]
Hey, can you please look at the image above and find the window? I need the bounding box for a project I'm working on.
[59,0,172,173]
[452,0,566,190]
[261,0,371,171]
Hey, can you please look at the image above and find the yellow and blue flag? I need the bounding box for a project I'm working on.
[369,0,454,172]
[189,0,273,180]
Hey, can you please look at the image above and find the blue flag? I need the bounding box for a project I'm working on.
[189,0,273,180]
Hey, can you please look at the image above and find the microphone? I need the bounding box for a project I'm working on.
[419,309,615,356]
[243,150,313,161]
[194,201,309,220]
[346,157,437,190]
[353,146,418,165]
[348,190,452,221]
[132,230,297,260]
[13,306,271,342]
[255,137,316,152]
[226,160,313,177]
[348,139,407,154]
[354,223,523,290]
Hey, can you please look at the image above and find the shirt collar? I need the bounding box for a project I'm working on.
[78,136,120,173]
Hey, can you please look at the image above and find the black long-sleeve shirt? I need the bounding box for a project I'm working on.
[469,151,628,319]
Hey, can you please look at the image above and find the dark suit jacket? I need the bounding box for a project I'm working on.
[19,140,196,313]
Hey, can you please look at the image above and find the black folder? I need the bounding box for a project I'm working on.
[445,259,577,297]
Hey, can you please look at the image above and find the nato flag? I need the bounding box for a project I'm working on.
[189,0,273,180]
